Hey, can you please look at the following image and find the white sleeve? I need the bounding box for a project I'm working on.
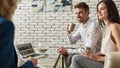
[85,22,102,49]
[67,48,82,54]
[67,27,81,44]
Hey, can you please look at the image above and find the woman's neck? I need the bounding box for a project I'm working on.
[103,19,110,26]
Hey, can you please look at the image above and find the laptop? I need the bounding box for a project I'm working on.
[15,43,45,61]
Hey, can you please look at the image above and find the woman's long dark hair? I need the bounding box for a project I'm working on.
[97,0,120,27]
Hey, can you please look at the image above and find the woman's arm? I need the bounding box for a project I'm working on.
[111,24,120,51]
[82,51,105,62]
[96,55,105,62]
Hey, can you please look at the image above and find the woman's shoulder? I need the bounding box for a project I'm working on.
[0,16,13,26]
[110,23,120,35]
[0,16,10,23]
[110,23,120,30]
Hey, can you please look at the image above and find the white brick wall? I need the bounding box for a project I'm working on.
[13,0,120,47]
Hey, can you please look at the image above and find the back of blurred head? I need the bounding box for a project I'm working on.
[0,0,18,21]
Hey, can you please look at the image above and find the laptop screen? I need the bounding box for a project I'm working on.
[16,43,34,56]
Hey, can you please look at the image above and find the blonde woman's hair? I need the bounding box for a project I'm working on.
[0,0,18,21]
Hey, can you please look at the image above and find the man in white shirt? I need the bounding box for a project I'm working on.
[57,2,102,68]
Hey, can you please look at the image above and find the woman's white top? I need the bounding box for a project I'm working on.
[101,30,118,55]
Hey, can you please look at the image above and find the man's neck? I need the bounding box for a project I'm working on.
[83,17,89,24]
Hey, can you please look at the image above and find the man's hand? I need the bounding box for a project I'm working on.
[66,24,71,34]
[57,46,68,55]
[27,57,38,68]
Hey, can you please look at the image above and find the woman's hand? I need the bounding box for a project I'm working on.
[81,50,98,61]
[28,57,38,68]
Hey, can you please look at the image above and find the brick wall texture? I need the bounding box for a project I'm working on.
[13,0,120,47]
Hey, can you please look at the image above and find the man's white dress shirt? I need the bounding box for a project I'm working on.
[67,19,102,54]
